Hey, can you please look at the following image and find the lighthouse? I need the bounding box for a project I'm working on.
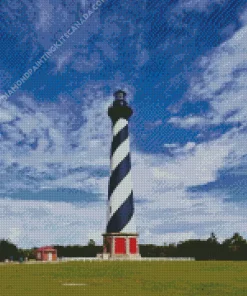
[102,90,140,259]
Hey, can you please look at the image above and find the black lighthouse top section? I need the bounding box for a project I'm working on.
[108,90,133,122]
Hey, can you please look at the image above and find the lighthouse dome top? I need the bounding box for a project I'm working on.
[109,90,132,120]
[114,90,127,100]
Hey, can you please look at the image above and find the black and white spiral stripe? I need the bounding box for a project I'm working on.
[106,118,136,233]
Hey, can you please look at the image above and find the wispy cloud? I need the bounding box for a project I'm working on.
[175,0,227,13]
[0,198,105,248]
[169,24,247,128]
[0,90,246,247]
[35,0,54,32]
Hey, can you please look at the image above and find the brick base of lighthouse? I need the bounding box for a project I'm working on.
[102,233,141,260]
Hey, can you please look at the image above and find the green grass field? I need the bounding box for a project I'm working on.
[1,261,247,296]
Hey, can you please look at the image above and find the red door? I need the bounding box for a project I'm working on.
[129,238,137,254]
[115,238,126,254]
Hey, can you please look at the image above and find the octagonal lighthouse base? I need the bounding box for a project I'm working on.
[101,233,141,260]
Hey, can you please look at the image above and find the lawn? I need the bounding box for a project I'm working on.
[0,261,247,296]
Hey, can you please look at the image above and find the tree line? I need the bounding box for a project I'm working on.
[1,233,247,261]
[140,232,247,260]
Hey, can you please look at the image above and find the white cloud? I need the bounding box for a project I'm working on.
[0,107,14,123]
[183,142,196,150]
[131,122,247,245]
[163,141,197,160]
[71,52,104,73]
[163,143,179,148]
[54,51,73,72]
[0,198,106,248]
[1,187,245,248]
[175,0,227,12]
[169,24,247,128]
[166,24,247,208]
[168,115,212,129]
[35,0,54,32]
[136,187,247,245]
[0,91,112,194]
[145,120,162,129]
[80,0,87,9]
[239,6,247,25]
[136,48,149,67]
[132,22,247,244]
[1,74,247,247]
[154,138,231,188]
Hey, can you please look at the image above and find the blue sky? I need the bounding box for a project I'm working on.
[1,0,247,248]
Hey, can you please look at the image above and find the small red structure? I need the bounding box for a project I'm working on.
[102,233,140,259]
[35,246,57,261]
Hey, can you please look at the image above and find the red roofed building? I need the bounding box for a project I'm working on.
[35,246,57,261]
